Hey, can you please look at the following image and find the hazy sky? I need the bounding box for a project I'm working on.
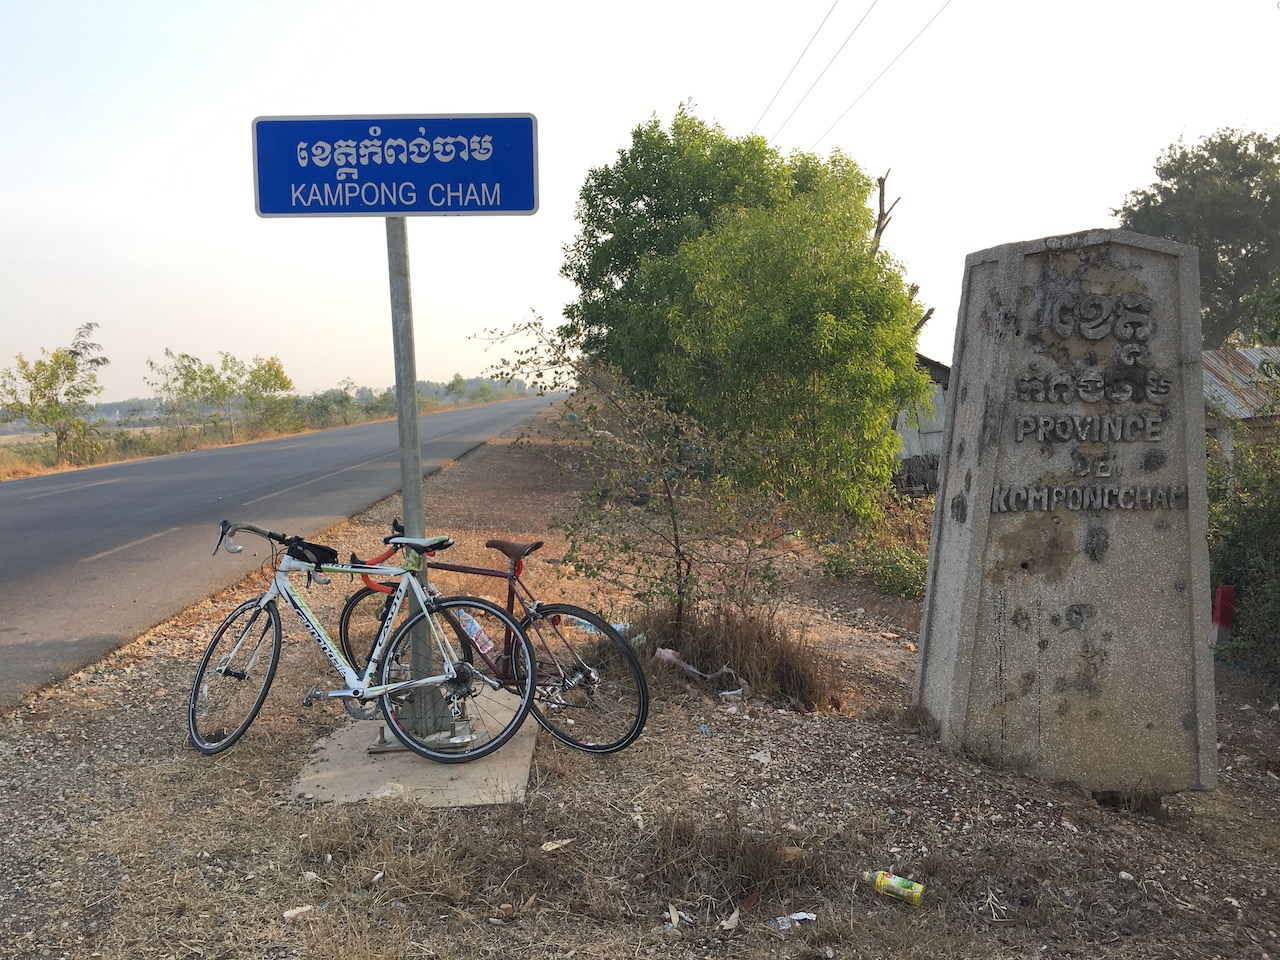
[2,0,1278,403]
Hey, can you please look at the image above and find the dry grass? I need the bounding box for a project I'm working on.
[634,603,843,711]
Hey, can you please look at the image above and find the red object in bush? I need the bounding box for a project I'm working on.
[1213,585,1236,629]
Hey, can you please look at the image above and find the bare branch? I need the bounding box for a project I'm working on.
[912,307,935,336]
[871,170,899,256]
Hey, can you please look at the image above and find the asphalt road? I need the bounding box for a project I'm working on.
[0,396,556,711]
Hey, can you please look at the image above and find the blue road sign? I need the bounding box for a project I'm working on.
[253,114,537,217]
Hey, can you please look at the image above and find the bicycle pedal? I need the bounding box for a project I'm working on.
[302,685,324,707]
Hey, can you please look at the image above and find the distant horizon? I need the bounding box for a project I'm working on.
[3,1,1275,402]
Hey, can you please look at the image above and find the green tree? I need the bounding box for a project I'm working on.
[1208,427,1280,676]
[207,352,248,442]
[493,318,792,629]
[444,373,467,402]
[1247,287,1280,344]
[241,355,294,435]
[0,322,109,465]
[306,378,357,428]
[467,380,495,403]
[561,103,793,379]
[560,106,929,521]
[145,348,206,444]
[146,348,238,442]
[1116,128,1280,347]
[334,377,356,425]
[656,154,929,520]
[358,386,395,419]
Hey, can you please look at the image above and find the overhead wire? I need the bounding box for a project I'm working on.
[810,0,955,151]
[770,0,881,145]
[751,0,841,135]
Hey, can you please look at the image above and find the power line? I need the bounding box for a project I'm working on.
[770,0,882,145]
[751,0,841,135]
[810,0,955,150]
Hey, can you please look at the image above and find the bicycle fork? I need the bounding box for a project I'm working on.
[217,598,277,680]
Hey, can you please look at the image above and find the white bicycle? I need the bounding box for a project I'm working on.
[187,521,536,763]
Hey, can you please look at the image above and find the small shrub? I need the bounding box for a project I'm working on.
[1209,423,1280,677]
[820,494,933,600]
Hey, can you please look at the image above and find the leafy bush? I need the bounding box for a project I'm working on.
[820,494,934,600]
[1208,424,1280,676]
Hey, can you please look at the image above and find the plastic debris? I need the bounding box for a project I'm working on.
[664,903,696,931]
[767,911,817,933]
[653,647,753,698]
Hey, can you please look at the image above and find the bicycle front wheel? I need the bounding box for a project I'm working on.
[520,604,649,753]
[188,598,283,755]
[377,596,535,763]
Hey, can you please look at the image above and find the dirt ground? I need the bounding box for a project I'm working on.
[2,421,1278,959]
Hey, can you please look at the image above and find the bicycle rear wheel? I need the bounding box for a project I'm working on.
[188,598,282,754]
[520,604,649,753]
[377,596,535,763]
[338,584,399,673]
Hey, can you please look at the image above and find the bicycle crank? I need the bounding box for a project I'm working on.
[342,698,381,720]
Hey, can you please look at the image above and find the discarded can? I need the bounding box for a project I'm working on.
[861,869,924,906]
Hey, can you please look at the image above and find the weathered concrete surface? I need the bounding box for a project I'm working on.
[291,719,535,806]
[914,229,1216,794]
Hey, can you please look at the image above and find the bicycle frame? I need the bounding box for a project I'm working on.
[358,547,539,624]
[338,526,649,755]
[350,534,625,711]
[358,550,544,673]
[268,551,469,702]
[424,555,613,694]
[427,556,542,622]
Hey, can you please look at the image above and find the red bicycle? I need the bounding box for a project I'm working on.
[340,522,648,754]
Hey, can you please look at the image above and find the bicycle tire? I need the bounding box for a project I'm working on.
[377,595,535,763]
[338,584,396,672]
[519,603,649,753]
[188,598,283,755]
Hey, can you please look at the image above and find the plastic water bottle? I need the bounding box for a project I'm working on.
[861,870,924,906]
[455,610,494,655]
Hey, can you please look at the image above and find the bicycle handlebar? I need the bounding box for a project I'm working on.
[215,520,289,556]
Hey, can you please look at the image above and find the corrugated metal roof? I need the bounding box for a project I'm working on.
[1202,348,1280,420]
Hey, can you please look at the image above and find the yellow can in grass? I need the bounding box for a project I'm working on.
[861,869,924,906]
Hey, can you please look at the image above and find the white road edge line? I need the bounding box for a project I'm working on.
[82,526,183,563]
[241,451,399,506]
[25,478,122,500]
[243,424,484,505]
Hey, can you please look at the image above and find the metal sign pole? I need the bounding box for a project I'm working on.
[383,216,446,742]
[385,216,425,540]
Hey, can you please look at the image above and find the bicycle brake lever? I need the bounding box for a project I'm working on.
[215,521,244,556]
